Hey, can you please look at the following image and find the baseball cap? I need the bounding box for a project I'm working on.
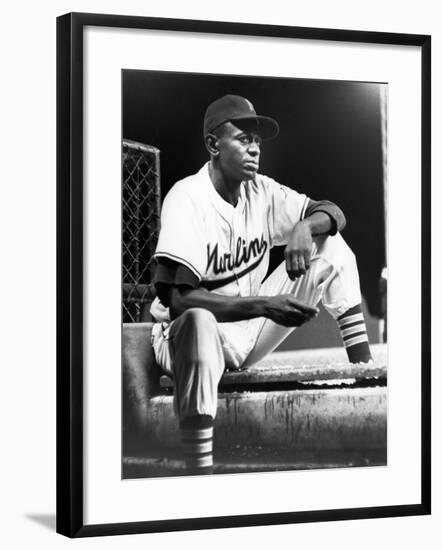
[203,95,279,140]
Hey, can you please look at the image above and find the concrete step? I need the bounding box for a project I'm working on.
[123,322,386,392]
[122,323,387,469]
[144,386,386,450]
[123,448,387,479]
[160,345,387,391]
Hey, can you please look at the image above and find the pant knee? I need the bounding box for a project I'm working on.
[171,307,222,372]
[172,308,218,347]
[180,307,217,328]
[312,235,362,318]
[314,234,357,273]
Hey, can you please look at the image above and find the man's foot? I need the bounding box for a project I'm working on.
[352,358,374,366]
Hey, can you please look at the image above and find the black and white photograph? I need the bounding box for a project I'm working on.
[1,0,438,545]
[121,70,388,479]
[53,11,430,537]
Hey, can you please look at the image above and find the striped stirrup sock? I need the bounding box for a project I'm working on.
[180,415,214,475]
[337,305,373,364]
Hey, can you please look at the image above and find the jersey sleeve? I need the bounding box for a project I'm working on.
[265,178,310,246]
[154,186,206,280]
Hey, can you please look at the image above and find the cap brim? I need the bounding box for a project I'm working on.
[230,115,280,140]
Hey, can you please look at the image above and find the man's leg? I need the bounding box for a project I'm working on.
[242,233,372,367]
[167,308,225,474]
[336,306,372,363]
[316,234,372,363]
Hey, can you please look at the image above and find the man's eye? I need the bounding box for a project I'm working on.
[238,135,261,146]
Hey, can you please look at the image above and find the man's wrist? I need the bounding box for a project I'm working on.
[300,212,333,236]
[253,296,270,318]
[296,218,313,232]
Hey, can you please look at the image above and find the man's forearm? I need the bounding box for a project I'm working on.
[301,211,335,236]
[169,287,318,326]
[169,287,268,322]
[284,210,338,280]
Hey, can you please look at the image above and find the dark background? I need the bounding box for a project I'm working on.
[122,70,386,317]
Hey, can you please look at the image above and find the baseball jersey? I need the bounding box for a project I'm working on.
[150,162,310,322]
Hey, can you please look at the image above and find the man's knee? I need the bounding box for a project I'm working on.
[171,308,222,370]
[314,233,358,272]
[179,307,217,329]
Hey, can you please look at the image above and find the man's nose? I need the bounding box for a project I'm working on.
[248,140,260,156]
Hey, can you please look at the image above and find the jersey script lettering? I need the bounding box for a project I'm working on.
[206,235,268,275]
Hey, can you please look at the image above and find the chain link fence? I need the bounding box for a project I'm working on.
[122,139,161,322]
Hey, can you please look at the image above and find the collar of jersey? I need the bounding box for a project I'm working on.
[201,162,247,219]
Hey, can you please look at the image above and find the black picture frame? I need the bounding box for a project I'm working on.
[56,12,431,538]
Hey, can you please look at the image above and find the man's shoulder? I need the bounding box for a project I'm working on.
[251,173,303,197]
[162,166,208,211]
[165,165,208,201]
[247,173,280,196]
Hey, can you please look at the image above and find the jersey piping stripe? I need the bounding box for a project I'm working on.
[300,196,310,220]
[154,252,202,281]
[200,250,266,291]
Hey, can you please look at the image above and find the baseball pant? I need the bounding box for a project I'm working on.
[151,233,362,420]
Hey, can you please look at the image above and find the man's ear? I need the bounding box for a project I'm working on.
[205,133,219,156]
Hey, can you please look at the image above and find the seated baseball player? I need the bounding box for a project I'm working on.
[149,94,372,475]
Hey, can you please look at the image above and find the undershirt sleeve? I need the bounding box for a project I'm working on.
[304,199,346,235]
[154,257,199,307]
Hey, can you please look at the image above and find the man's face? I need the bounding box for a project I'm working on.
[215,120,262,181]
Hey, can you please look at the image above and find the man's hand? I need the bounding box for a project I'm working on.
[264,294,318,327]
[285,220,313,280]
